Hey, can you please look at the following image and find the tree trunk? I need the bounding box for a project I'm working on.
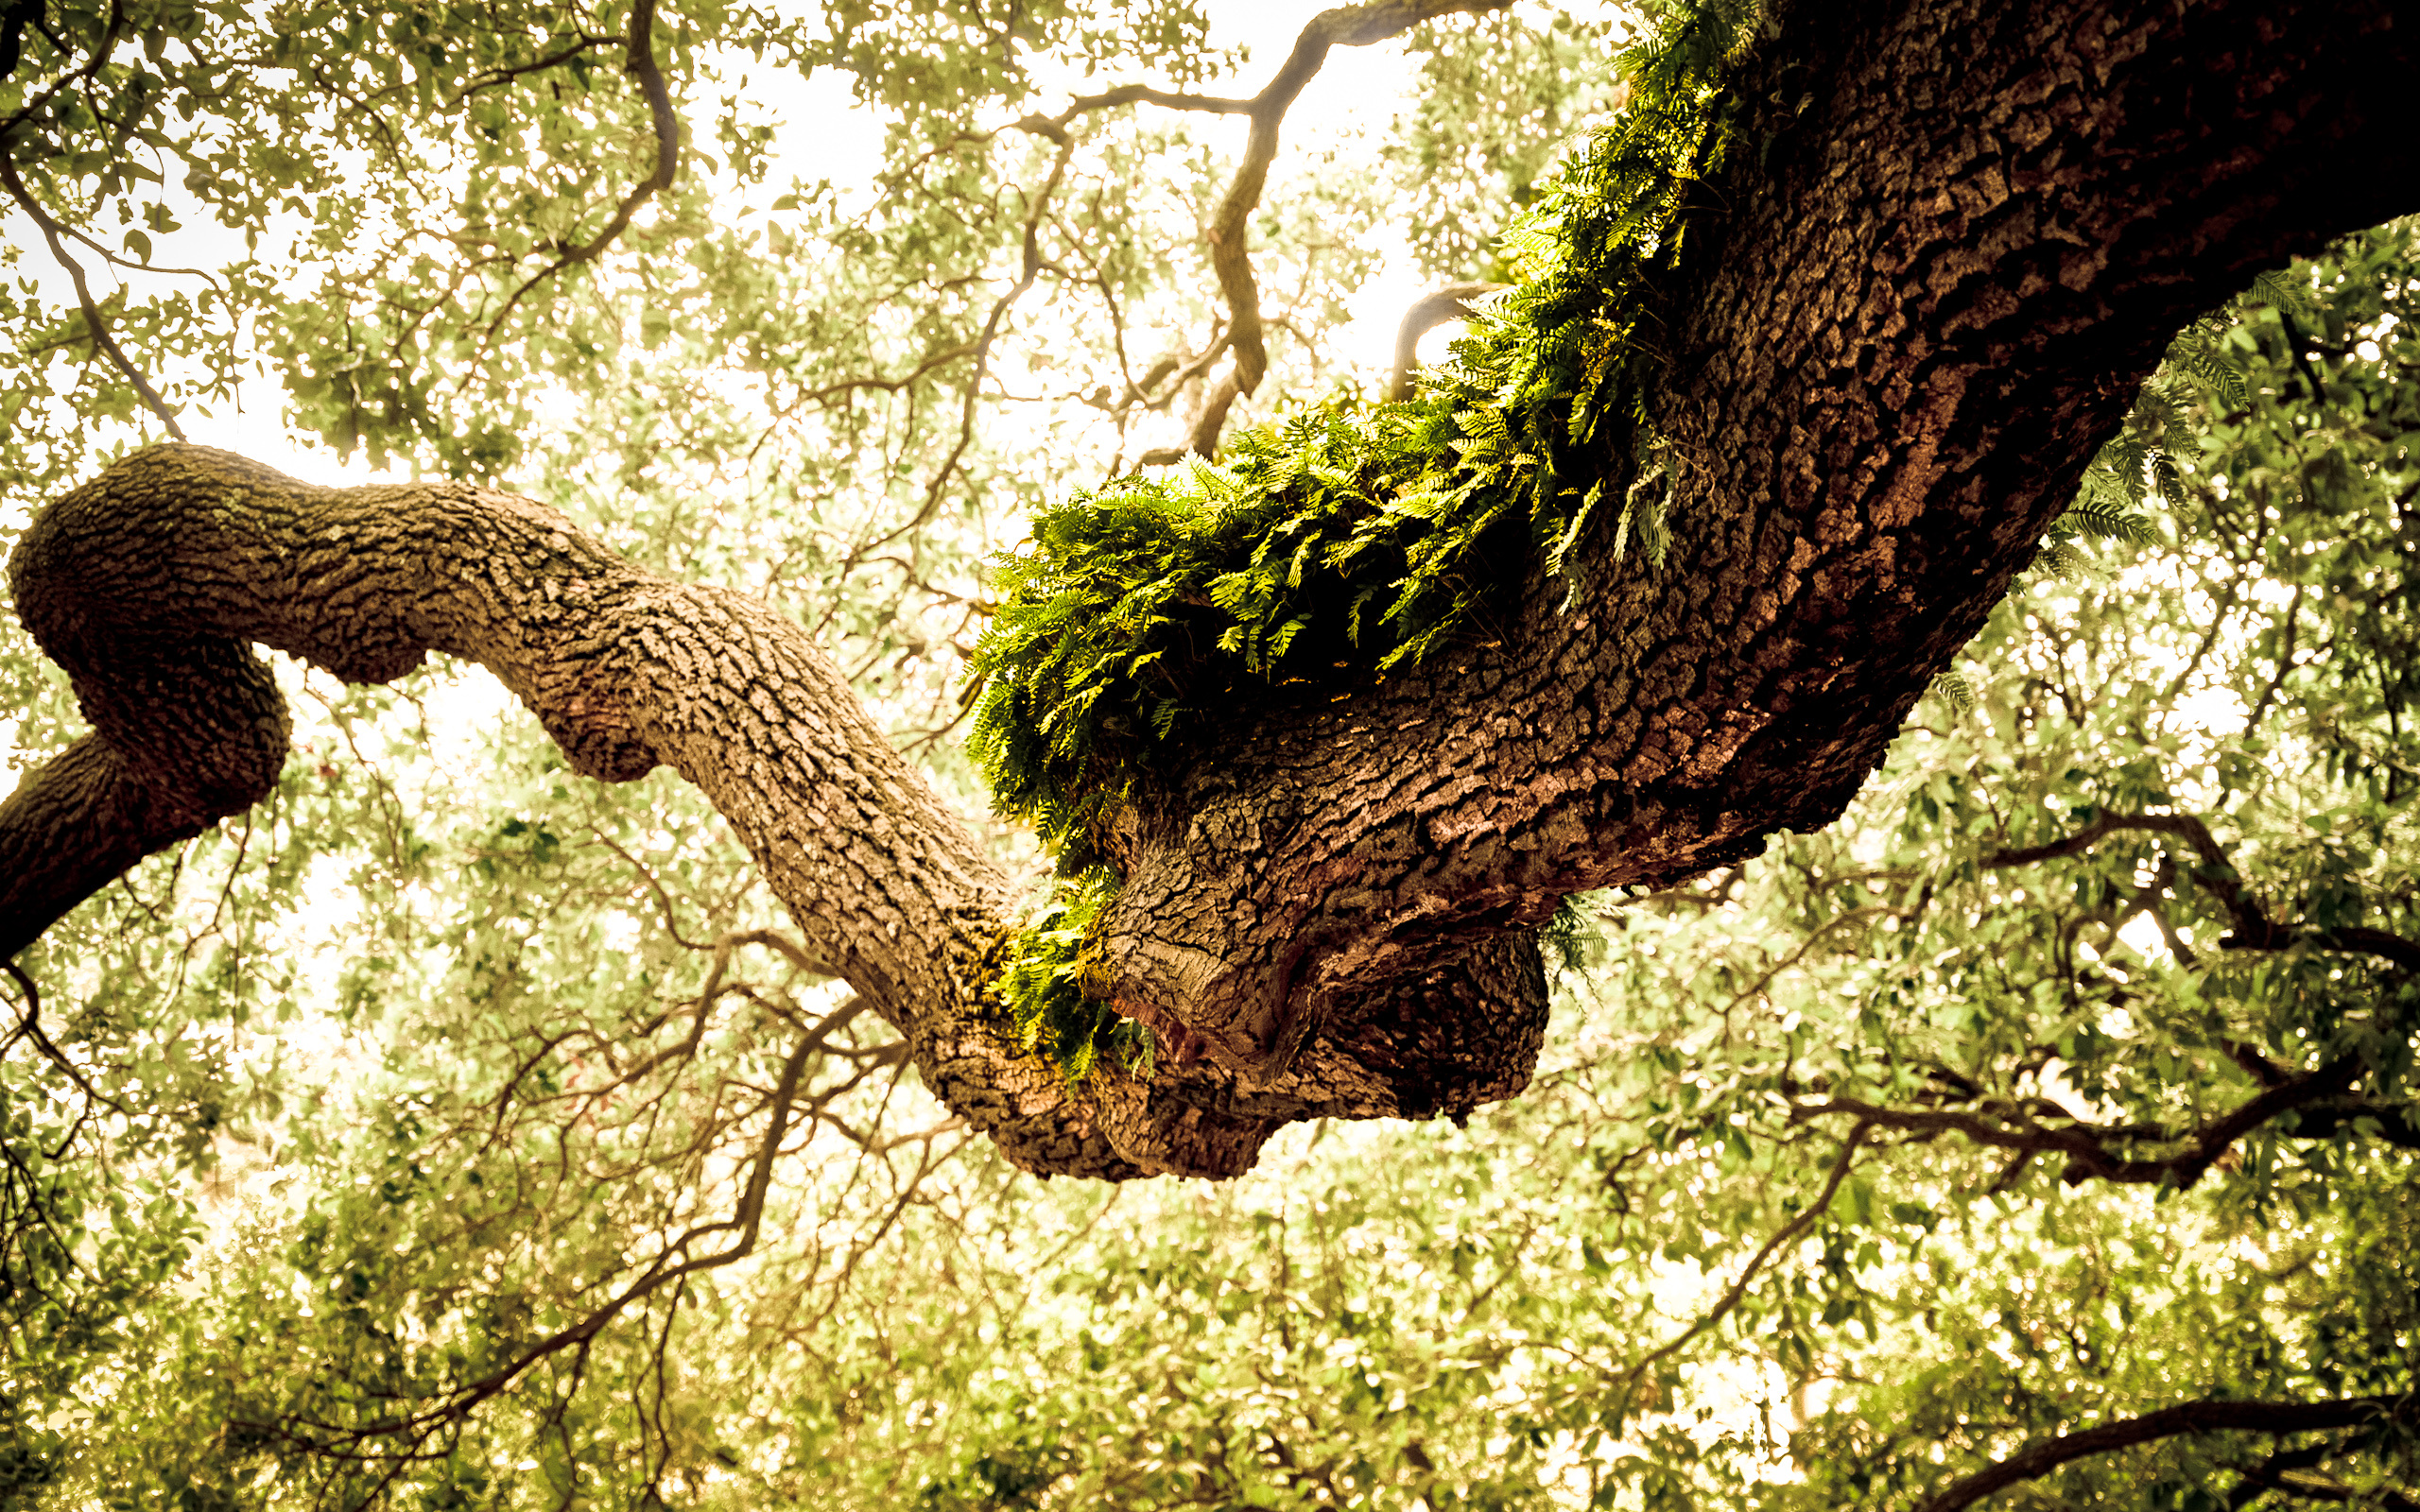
[4,0,2413,1179]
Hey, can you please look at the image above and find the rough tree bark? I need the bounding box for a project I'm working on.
[3,0,2414,1179]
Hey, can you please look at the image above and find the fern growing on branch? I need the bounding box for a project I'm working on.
[971,0,1763,1075]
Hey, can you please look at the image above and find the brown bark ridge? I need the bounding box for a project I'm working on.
[5,0,2417,1179]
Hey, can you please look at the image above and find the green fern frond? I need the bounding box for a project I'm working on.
[2249,267,2318,319]
[2172,331,2248,409]
[1929,670,1977,714]
[2030,540,2097,582]
[2060,494,2158,548]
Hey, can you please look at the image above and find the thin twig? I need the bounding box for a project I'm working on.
[1613,1122,1869,1417]
[0,1,186,438]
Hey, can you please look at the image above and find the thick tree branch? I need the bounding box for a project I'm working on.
[0,445,1541,1179]
[1915,1396,2413,1512]
[5,0,2417,1184]
[1091,0,2419,1084]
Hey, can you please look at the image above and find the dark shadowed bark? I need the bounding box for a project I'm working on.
[4,0,2415,1179]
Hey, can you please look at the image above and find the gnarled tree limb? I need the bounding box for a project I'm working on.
[1090,0,2419,1086]
[5,0,2417,1182]
[0,444,1547,1178]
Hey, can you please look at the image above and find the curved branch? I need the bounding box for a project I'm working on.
[1612,1124,1869,1417]
[1791,1050,2367,1191]
[1201,1,1509,431]
[1915,1396,2412,1512]
[1387,280,1506,401]
[1091,0,2419,1084]
[0,445,1544,1180]
[0,1,184,439]
[479,0,684,341]
[0,445,1140,1172]
[1982,812,2420,970]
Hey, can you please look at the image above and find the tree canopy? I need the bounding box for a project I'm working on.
[1,0,2416,1507]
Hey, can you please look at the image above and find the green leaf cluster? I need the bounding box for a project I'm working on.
[995,867,1150,1085]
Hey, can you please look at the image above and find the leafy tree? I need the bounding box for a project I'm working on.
[0,0,2414,1507]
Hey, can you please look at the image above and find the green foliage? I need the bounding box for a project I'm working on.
[995,868,1150,1084]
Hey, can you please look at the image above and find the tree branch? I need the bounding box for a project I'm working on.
[1387,281,1505,401]
[1791,1049,2368,1191]
[1613,1123,1869,1417]
[5,0,2416,1186]
[478,0,684,342]
[0,0,185,439]
[3,443,1491,1180]
[1213,2,1510,398]
[1981,811,2420,969]
[1089,0,2420,1079]
[1915,1396,2412,1512]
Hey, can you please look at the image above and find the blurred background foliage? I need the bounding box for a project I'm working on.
[1,0,2414,1506]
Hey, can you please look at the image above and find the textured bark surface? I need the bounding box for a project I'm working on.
[1100,0,2420,1091]
[4,0,2414,1179]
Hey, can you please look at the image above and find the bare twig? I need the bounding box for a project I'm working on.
[0,1,185,438]
[1387,280,1506,401]
[587,828,711,951]
[817,139,1078,619]
[2243,579,2305,739]
[1613,1122,1869,1417]
[271,1014,837,1457]
[1037,1,1508,455]
[3,958,123,1115]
